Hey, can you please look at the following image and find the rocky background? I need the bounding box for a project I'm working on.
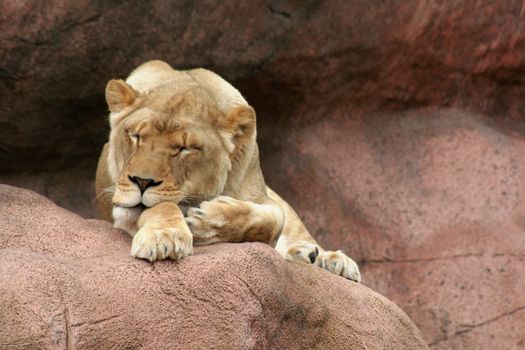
[1,1,524,348]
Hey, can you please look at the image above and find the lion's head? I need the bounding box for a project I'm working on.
[104,78,256,217]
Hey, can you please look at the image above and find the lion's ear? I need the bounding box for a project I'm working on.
[105,79,138,113]
[220,105,256,143]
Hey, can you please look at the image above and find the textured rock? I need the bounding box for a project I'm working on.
[2,1,525,173]
[0,185,427,349]
[254,4,525,347]
[2,1,525,349]
[270,107,525,349]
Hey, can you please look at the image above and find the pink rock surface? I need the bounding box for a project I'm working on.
[266,108,525,349]
[0,185,427,349]
[2,2,525,349]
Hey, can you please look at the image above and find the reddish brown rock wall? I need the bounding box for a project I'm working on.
[1,1,525,348]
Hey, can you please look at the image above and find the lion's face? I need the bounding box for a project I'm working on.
[106,81,255,211]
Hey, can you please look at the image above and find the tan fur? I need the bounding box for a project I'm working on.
[106,79,139,113]
[96,60,360,282]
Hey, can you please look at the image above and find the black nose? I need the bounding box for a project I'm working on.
[128,176,162,194]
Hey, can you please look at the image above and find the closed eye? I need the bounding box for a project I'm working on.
[179,147,192,157]
[125,129,139,143]
[171,147,187,157]
[172,146,201,157]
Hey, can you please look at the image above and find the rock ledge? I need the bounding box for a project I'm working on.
[0,185,426,349]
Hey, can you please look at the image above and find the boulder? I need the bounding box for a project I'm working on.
[2,1,525,349]
[0,185,427,349]
[269,107,525,349]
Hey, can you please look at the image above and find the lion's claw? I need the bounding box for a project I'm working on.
[131,226,192,262]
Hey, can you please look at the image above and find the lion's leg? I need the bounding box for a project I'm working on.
[268,188,361,283]
[185,196,284,246]
[131,202,193,262]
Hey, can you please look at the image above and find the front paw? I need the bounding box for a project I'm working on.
[185,196,247,245]
[130,226,192,262]
[184,207,222,245]
[316,250,361,283]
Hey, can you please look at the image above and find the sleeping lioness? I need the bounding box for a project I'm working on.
[95,60,361,282]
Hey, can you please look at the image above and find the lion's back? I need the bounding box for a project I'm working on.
[126,60,248,114]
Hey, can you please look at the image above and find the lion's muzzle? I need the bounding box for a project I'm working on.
[128,175,162,194]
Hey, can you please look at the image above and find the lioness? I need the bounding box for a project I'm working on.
[95,60,360,282]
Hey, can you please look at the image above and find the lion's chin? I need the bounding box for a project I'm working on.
[112,195,202,218]
[112,201,145,209]
[129,203,148,211]
[112,205,143,236]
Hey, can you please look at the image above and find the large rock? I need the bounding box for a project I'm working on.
[0,185,427,349]
[2,1,525,349]
[269,107,525,349]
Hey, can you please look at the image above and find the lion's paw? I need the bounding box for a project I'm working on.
[130,226,192,262]
[185,196,247,245]
[283,241,321,264]
[316,250,361,283]
[283,241,360,282]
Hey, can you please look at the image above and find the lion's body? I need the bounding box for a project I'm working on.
[96,60,360,282]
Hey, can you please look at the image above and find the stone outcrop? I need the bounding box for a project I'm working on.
[276,107,525,349]
[1,1,525,348]
[0,185,427,349]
